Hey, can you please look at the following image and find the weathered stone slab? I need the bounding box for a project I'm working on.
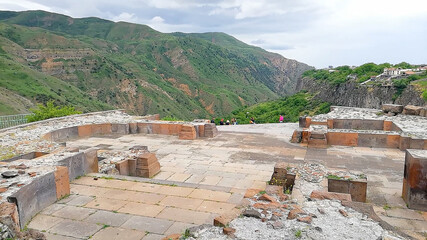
[382,104,404,114]
[328,179,367,202]
[83,148,98,174]
[410,138,425,150]
[54,166,70,200]
[326,132,358,147]
[92,123,112,135]
[402,149,427,211]
[386,134,400,148]
[399,136,411,151]
[3,152,49,162]
[111,123,129,135]
[58,152,85,181]
[8,172,57,228]
[116,159,130,175]
[403,105,423,115]
[129,123,138,134]
[357,133,387,148]
[51,126,79,141]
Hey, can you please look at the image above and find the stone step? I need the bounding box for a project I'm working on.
[308,138,327,148]
[310,132,326,140]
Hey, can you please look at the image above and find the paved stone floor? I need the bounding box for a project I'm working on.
[27,123,426,239]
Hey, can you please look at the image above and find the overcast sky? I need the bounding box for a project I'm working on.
[0,0,426,68]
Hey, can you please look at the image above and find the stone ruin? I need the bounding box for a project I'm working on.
[0,110,219,238]
[291,105,427,212]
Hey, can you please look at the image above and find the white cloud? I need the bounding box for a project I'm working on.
[112,12,139,23]
[0,0,51,11]
[0,0,425,67]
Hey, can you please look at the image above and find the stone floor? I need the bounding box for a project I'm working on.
[27,123,427,239]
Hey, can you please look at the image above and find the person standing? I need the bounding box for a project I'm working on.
[211,117,215,124]
[279,115,284,123]
[220,119,224,125]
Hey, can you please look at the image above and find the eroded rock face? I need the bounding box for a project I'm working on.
[296,78,425,109]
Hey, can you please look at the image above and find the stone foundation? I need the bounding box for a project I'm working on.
[402,149,427,211]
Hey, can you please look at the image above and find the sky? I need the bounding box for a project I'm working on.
[0,0,426,68]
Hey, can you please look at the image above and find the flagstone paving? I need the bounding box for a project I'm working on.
[26,123,426,239]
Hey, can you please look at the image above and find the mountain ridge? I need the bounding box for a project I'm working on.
[0,10,313,118]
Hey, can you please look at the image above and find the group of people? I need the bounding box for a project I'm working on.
[211,114,285,125]
[212,118,238,125]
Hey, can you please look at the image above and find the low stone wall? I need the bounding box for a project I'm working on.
[8,167,69,229]
[296,117,426,150]
[42,122,218,142]
[402,149,427,211]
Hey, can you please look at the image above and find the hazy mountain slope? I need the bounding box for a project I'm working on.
[0,10,312,119]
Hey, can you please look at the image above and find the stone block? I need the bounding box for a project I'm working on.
[128,159,136,176]
[327,119,334,129]
[386,134,401,148]
[78,125,92,138]
[402,149,427,211]
[332,119,344,129]
[204,123,218,138]
[135,162,160,178]
[301,130,310,143]
[403,105,423,115]
[54,166,70,200]
[382,104,404,114]
[326,132,358,147]
[360,120,384,130]
[357,133,387,148]
[310,190,352,202]
[8,172,57,228]
[0,202,20,234]
[290,129,302,143]
[92,123,112,135]
[137,123,152,134]
[410,138,425,150]
[399,136,411,151]
[169,124,182,135]
[159,124,170,135]
[83,148,98,174]
[137,153,158,167]
[179,125,197,140]
[298,116,307,128]
[383,120,393,131]
[58,152,85,181]
[310,121,327,126]
[151,123,161,134]
[51,126,79,141]
[328,178,367,202]
[129,123,138,134]
[198,124,205,138]
[420,107,427,117]
[111,124,129,135]
[115,159,130,176]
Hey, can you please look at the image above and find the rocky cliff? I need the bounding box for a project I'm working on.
[296,77,426,108]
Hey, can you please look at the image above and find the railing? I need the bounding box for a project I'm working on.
[0,114,31,129]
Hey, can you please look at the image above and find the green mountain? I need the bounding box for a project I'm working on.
[0,10,312,118]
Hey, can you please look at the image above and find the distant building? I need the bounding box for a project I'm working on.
[383,68,402,76]
[402,71,416,75]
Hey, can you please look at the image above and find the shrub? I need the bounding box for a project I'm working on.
[26,100,82,122]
